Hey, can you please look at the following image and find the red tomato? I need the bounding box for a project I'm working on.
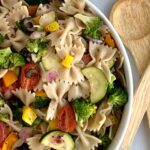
[1,81,20,99]
[20,63,40,91]
[82,54,92,65]
[0,122,9,147]
[57,104,76,132]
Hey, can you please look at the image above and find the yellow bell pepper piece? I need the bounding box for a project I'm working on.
[33,16,40,25]
[2,70,18,87]
[45,21,59,32]
[2,132,18,150]
[22,106,37,125]
[35,90,47,97]
[48,119,58,131]
[61,54,74,68]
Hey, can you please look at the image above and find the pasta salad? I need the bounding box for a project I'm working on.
[0,0,128,150]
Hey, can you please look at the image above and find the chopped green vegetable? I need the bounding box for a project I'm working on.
[37,42,48,61]
[0,113,9,122]
[25,0,48,5]
[107,74,116,95]
[32,96,49,109]
[100,134,112,149]
[13,108,23,122]
[0,97,5,107]
[75,13,102,39]
[9,53,25,68]
[72,98,97,127]
[0,33,4,44]
[27,39,40,53]
[32,117,42,128]
[26,38,48,61]
[108,86,128,109]
[0,47,12,69]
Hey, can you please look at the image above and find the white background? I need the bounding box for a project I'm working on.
[90,0,150,149]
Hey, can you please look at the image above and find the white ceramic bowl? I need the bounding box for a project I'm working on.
[86,1,133,149]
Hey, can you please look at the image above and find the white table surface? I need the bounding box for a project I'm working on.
[90,0,150,149]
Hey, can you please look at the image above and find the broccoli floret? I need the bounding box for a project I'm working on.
[0,33,4,44]
[32,96,49,109]
[26,38,48,61]
[27,39,40,53]
[25,0,48,5]
[75,13,102,39]
[0,97,5,107]
[9,53,25,68]
[0,47,12,69]
[72,99,97,127]
[100,134,112,149]
[108,87,128,109]
[36,42,48,61]
[107,74,116,95]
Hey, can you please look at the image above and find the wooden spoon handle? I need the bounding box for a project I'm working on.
[121,62,150,149]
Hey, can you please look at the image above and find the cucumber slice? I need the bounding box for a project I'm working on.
[82,67,108,103]
[42,52,61,71]
[40,131,74,150]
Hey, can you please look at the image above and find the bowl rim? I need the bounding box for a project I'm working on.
[85,0,133,149]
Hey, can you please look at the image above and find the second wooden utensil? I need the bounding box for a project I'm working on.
[110,0,150,149]
[121,62,150,149]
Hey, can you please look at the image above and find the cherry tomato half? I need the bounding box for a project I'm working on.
[20,63,40,91]
[57,104,76,132]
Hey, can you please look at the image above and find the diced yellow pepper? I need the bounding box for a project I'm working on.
[22,106,37,125]
[61,54,74,68]
[35,90,47,97]
[45,21,59,32]
[2,132,18,150]
[2,70,18,87]
[33,16,40,24]
[48,119,58,131]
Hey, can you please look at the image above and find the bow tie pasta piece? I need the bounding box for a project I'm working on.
[27,135,49,150]
[60,0,86,15]
[68,80,90,101]
[47,18,83,47]
[13,88,36,106]
[43,80,70,120]
[7,3,29,28]
[1,0,20,9]
[8,29,29,51]
[87,101,112,132]
[88,42,118,81]
[75,126,101,150]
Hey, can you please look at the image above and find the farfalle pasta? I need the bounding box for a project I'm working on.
[0,0,128,150]
[13,88,35,106]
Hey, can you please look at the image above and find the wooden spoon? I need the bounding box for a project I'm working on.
[121,62,150,149]
[110,0,150,149]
